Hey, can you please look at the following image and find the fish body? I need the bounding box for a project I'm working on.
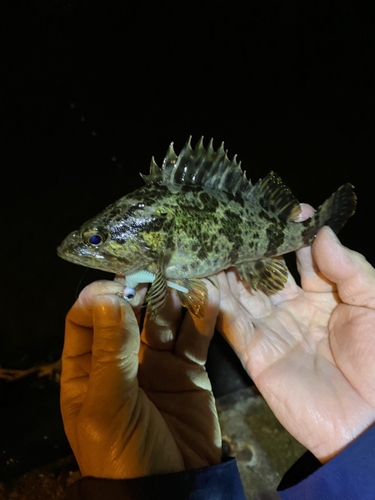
[58,137,356,317]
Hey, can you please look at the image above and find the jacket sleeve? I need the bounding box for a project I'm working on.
[278,424,375,499]
[66,457,247,500]
[67,425,375,500]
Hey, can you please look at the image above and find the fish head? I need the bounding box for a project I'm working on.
[57,195,169,275]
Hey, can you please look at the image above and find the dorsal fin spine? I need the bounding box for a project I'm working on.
[143,137,253,195]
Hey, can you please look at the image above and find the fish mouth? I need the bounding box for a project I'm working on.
[57,246,120,274]
[57,245,93,265]
[56,243,71,260]
[57,241,108,268]
[57,237,143,276]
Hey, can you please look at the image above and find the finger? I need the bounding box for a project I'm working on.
[313,227,375,308]
[330,303,375,405]
[62,281,124,389]
[114,275,148,319]
[140,290,182,351]
[269,270,301,305]
[216,270,256,356]
[294,201,338,293]
[295,203,315,222]
[85,296,140,408]
[296,241,336,293]
[66,280,124,330]
[173,279,219,365]
[218,267,273,319]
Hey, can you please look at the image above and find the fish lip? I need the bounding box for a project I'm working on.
[56,239,143,276]
[57,243,106,263]
[56,246,84,264]
[56,246,82,263]
[56,245,65,259]
[58,250,144,276]
[57,235,76,260]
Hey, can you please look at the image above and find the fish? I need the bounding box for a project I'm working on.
[57,137,356,318]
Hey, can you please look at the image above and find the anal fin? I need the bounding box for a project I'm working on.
[172,278,208,319]
[238,258,289,294]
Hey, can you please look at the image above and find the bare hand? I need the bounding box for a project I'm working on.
[60,281,221,478]
[217,227,375,462]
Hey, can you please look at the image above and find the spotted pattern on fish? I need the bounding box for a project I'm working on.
[57,137,356,317]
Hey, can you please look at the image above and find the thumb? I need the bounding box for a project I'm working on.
[86,295,140,408]
[313,226,375,308]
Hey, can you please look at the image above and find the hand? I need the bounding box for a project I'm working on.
[216,226,375,462]
[60,280,222,479]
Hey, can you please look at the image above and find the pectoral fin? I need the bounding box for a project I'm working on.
[238,258,289,293]
[172,278,208,318]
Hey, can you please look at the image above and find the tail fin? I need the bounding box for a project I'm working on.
[302,183,357,245]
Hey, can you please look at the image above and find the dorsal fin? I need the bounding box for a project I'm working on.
[252,171,301,222]
[141,136,253,196]
[140,156,162,184]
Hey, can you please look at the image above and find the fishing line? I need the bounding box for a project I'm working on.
[75,267,89,299]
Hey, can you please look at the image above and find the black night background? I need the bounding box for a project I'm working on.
[0,0,374,491]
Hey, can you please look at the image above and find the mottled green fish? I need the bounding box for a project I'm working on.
[57,137,356,317]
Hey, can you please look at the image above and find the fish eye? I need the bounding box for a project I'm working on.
[83,228,108,246]
[89,234,103,245]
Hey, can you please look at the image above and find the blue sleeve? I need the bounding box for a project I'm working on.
[67,426,375,499]
[66,457,247,500]
[278,425,375,499]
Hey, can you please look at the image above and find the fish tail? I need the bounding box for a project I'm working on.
[302,183,356,245]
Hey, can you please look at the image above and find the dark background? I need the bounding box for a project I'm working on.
[1,0,374,480]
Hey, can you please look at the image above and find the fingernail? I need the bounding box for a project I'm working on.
[295,203,305,222]
[93,295,122,326]
[294,203,316,222]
